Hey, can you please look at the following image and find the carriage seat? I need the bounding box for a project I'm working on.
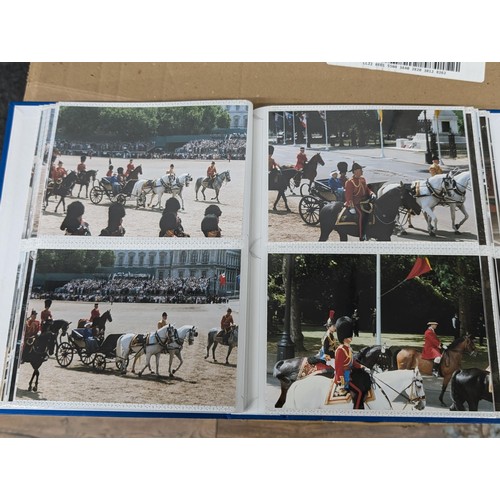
[101,177,113,190]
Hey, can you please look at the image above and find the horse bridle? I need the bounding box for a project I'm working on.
[372,374,426,410]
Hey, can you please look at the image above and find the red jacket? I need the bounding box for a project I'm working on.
[344,176,373,208]
[422,327,441,359]
[334,344,362,384]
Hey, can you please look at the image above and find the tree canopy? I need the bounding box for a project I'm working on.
[56,105,232,142]
[35,250,115,274]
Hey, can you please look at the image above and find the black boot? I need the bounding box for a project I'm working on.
[432,362,440,377]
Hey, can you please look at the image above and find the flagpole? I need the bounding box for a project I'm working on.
[293,112,296,146]
[435,110,443,165]
[376,254,381,344]
[283,112,286,144]
[324,112,329,150]
[379,111,385,158]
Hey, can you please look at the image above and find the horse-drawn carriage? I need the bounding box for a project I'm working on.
[89,165,143,206]
[55,330,124,372]
[298,178,340,226]
[299,180,389,227]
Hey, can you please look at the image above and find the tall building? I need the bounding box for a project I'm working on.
[225,105,249,130]
[114,249,241,296]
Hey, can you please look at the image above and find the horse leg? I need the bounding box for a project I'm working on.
[205,338,213,359]
[212,342,218,363]
[439,374,451,407]
[452,204,468,233]
[201,187,206,201]
[225,345,233,365]
[28,369,36,391]
[154,352,161,377]
[137,352,151,377]
[32,369,39,392]
[275,380,291,408]
[172,352,183,375]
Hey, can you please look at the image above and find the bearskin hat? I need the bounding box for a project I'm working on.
[336,316,354,343]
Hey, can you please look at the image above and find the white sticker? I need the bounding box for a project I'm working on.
[329,62,485,83]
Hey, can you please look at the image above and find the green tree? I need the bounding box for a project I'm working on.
[36,250,115,273]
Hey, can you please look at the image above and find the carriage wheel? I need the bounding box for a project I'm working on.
[300,183,311,196]
[299,196,323,226]
[89,187,103,204]
[93,354,107,372]
[115,357,129,372]
[55,342,74,367]
[116,194,127,205]
[81,350,96,365]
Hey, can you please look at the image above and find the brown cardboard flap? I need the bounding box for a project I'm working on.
[25,62,500,108]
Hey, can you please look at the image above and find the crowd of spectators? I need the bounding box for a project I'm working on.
[31,275,231,304]
[174,135,247,160]
[52,134,247,161]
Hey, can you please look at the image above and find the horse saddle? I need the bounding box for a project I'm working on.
[299,358,333,379]
[335,205,375,226]
[131,333,148,348]
[324,380,375,405]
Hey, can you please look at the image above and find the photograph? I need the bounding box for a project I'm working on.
[267,108,478,243]
[11,248,242,408]
[35,102,250,239]
[266,253,494,412]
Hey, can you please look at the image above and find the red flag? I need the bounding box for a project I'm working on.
[219,273,226,285]
[405,257,432,280]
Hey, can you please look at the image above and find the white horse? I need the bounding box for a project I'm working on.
[195,170,231,203]
[283,369,426,411]
[205,324,238,364]
[379,171,471,236]
[132,173,193,210]
[115,324,197,377]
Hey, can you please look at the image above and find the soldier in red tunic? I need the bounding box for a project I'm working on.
[333,316,366,408]
[40,299,53,331]
[22,310,41,362]
[294,146,307,171]
[219,308,234,344]
[422,321,442,377]
[344,162,376,241]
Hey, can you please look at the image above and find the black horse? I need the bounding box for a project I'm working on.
[21,321,57,392]
[449,368,492,411]
[269,167,300,212]
[272,345,393,408]
[46,319,72,346]
[294,152,325,193]
[77,309,113,336]
[74,169,98,198]
[44,171,77,213]
[318,182,417,241]
[121,164,143,196]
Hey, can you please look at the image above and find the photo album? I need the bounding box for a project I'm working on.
[0,100,499,421]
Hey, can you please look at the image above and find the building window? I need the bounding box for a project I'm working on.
[233,115,240,128]
[441,121,451,133]
[138,253,145,266]
[180,251,187,264]
[190,269,196,277]
[128,253,135,267]
[191,251,198,264]
[149,253,155,266]
[202,250,209,264]
[178,270,184,279]
[159,252,166,266]
[117,253,124,266]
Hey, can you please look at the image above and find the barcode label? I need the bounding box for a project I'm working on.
[328,62,485,82]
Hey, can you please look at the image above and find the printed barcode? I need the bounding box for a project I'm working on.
[390,62,462,72]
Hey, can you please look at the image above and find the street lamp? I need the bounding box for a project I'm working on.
[277,254,296,361]
[424,110,433,164]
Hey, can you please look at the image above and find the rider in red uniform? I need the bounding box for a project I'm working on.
[334,316,365,409]
[422,321,442,377]
[295,147,307,171]
[344,162,376,241]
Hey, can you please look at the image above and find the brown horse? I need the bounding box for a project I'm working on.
[395,335,476,407]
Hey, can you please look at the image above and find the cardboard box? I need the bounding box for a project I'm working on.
[25,62,500,108]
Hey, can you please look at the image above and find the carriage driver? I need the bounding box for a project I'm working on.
[344,162,376,241]
[219,308,234,344]
[158,312,168,330]
[422,321,443,377]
